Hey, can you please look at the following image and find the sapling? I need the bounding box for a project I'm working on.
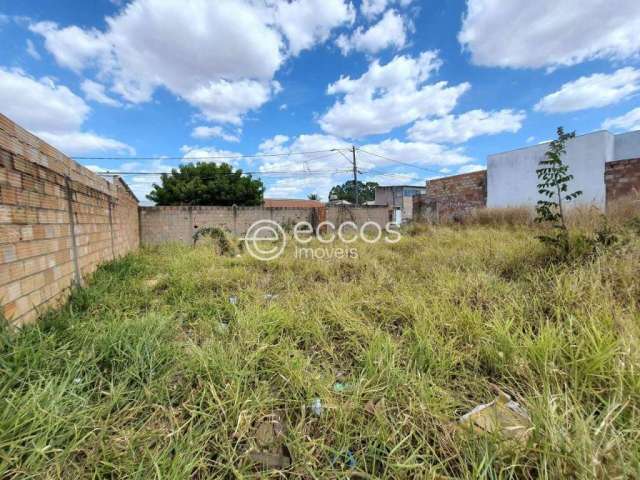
[535,127,582,255]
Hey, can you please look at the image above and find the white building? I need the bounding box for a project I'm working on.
[487,130,640,209]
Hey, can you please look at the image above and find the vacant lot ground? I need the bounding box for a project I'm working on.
[1,224,640,478]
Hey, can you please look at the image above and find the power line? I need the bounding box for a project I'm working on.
[98,168,353,177]
[73,147,350,161]
[356,148,444,176]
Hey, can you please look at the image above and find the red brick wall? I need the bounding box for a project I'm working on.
[0,114,139,327]
[417,170,487,221]
[605,158,640,205]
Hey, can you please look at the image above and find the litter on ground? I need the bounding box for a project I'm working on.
[458,389,533,442]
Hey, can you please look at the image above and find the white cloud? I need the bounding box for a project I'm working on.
[320,51,470,138]
[526,136,535,143]
[30,0,354,125]
[191,126,239,142]
[602,107,640,132]
[534,68,640,113]
[180,145,243,166]
[271,0,355,55]
[365,170,420,185]
[360,0,412,20]
[266,176,335,198]
[0,67,132,155]
[81,79,122,107]
[0,67,88,133]
[183,79,276,125]
[26,39,41,59]
[457,163,485,174]
[38,131,134,155]
[258,134,290,153]
[458,0,640,69]
[408,109,525,143]
[359,138,472,167]
[336,9,407,55]
[258,133,351,172]
[30,22,110,72]
[254,132,474,197]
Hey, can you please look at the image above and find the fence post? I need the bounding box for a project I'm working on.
[64,176,83,287]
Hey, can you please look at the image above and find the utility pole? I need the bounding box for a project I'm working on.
[352,145,358,205]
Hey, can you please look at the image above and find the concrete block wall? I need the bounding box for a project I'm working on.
[326,205,390,228]
[0,114,139,327]
[140,206,322,245]
[140,205,390,245]
[605,158,640,205]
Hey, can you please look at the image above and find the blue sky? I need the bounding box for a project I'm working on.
[1,0,639,203]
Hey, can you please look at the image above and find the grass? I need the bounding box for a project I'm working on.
[1,221,640,478]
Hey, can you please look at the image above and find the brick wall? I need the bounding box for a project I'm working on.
[605,158,640,205]
[0,114,139,327]
[416,170,487,222]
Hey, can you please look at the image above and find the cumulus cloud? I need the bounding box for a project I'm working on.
[458,0,640,69]
[408,109,525,143]
[258,133,351,172]
[191,126,239,142]
[0,67,132,155]
[30,0,354,125]
[255,132,474,197]
[266,176,336,198]
[359,138,472,167]
[602,107,640,132]
[534,68,640,113]
[0,67,88,133]
[30,21,110,72]
[360,0,412,20]
[38,131,134,155]
[365,170,421,185]
[81,79,122,107]
[271,0,355,55]
[336,9,407,55]
[320,51,470,138]
[180,145,243,166]
[183,79,276,125]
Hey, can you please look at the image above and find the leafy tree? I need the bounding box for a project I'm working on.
[147,162,264,206]
[535,127,582,253]
[307,193,320,201]
[329,180,378,204]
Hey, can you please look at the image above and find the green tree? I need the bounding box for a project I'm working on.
[307,193,320,201]
[535,127,582,253]
[147,162,264,206]
[329,180,378,204]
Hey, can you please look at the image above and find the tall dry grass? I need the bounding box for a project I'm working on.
[1,221,639,478]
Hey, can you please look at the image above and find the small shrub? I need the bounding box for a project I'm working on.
[193,226,236,255]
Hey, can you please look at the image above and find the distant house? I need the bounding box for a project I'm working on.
[263,198,324,208]
[374,185,426,223]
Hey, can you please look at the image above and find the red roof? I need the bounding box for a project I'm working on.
[263,198,323,208]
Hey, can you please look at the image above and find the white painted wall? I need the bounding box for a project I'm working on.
[613,130,640,161]
[487,131,613,209]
